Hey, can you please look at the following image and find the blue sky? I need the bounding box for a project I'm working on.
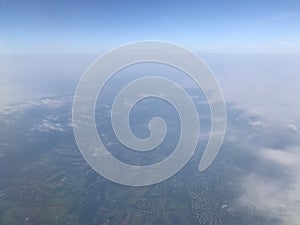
[1,0,300,53]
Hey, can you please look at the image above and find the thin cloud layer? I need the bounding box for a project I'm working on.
[238,146,300,225]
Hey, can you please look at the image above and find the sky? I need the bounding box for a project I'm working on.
[0,0,300,126]
[1,0,300,53]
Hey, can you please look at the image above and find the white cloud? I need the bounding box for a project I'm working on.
[239,173,300,224]
[207,53,300,127]
[287,124,299,133]
[0,95,71,121]
[262,148,299,167]
[31,119,65,133]
[238,147,300,225]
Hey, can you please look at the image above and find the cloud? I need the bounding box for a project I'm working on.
[239,173,300,224]
[238,146,300,225]
[32,119,65,133]
[0,95,71,120]
[287,124,299,133]
[30,113,72,133]
[262,148,299,167]
[207,53,300,127]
